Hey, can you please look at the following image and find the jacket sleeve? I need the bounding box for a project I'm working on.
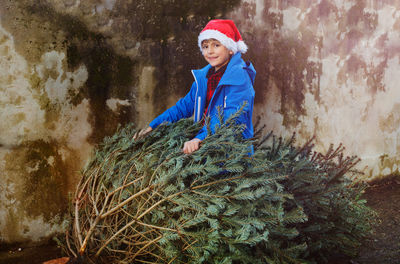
[194,124,208,141]
[149,82,197,129]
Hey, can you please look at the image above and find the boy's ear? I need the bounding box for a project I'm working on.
[229,51,234,55]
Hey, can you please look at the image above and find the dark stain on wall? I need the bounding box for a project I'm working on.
[25,3,136,143]
[129,0,242,116]
[304,0,337,25]
[247,32,313,127]
[246,0,316,127]
[345,1,378,34]
[4,140,69,221]
[24,0,242,141]
[245,0,385,129]
[262,0,283,29]
[273,37,309,125]
[66,40,137,142]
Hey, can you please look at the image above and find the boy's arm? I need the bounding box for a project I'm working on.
[149,82,197,129]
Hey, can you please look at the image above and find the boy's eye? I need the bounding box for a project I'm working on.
[202,45,208,49]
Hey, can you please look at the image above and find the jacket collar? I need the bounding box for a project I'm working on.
[219,52,246,86]
[192,52,256,87]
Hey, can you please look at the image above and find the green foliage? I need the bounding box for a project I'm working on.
[255,134,377,263]
[61,109,376,264]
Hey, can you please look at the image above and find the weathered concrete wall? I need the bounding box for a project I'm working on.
[0,0,240,244]
[1,0,400,244]
[232,0,400,180]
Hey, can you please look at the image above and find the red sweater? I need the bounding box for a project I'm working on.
[204,64,227,116]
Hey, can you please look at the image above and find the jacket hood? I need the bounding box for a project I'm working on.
[221,52,256,87]
[244,61,256,85]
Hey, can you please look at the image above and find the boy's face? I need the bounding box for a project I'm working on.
[201,39,233,71]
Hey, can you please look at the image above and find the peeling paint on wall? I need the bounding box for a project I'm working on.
[0,23,91,242]
[0,25,46,147]
[2,0,400,245]
[231,0,400,180]
[106,98,131,113]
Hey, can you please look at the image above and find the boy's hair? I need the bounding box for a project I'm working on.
[198,19,247,54]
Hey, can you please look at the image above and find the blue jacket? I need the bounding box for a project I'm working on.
[149,52,256,141]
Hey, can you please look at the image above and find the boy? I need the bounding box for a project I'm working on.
[141,19,256,154]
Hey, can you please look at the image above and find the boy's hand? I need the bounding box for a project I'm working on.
[141,127,153,136]
[183,138,202,154]
[133,127,152,140]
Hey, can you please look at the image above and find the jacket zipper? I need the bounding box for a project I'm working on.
[197,97,201,121]
[191,70,200,122]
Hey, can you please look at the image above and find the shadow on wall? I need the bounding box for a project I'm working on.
[243,18,316,129]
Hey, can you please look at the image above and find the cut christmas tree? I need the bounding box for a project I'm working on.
[59,108,376,264]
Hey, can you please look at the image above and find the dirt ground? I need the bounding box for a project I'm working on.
[0,240,62,264]
[353,178,400,264]
[0,178,399,264]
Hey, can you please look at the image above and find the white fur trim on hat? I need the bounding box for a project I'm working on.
[198,29,247,54]
[237,40,248,54]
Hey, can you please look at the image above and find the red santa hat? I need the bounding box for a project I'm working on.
[198,19,248,54]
